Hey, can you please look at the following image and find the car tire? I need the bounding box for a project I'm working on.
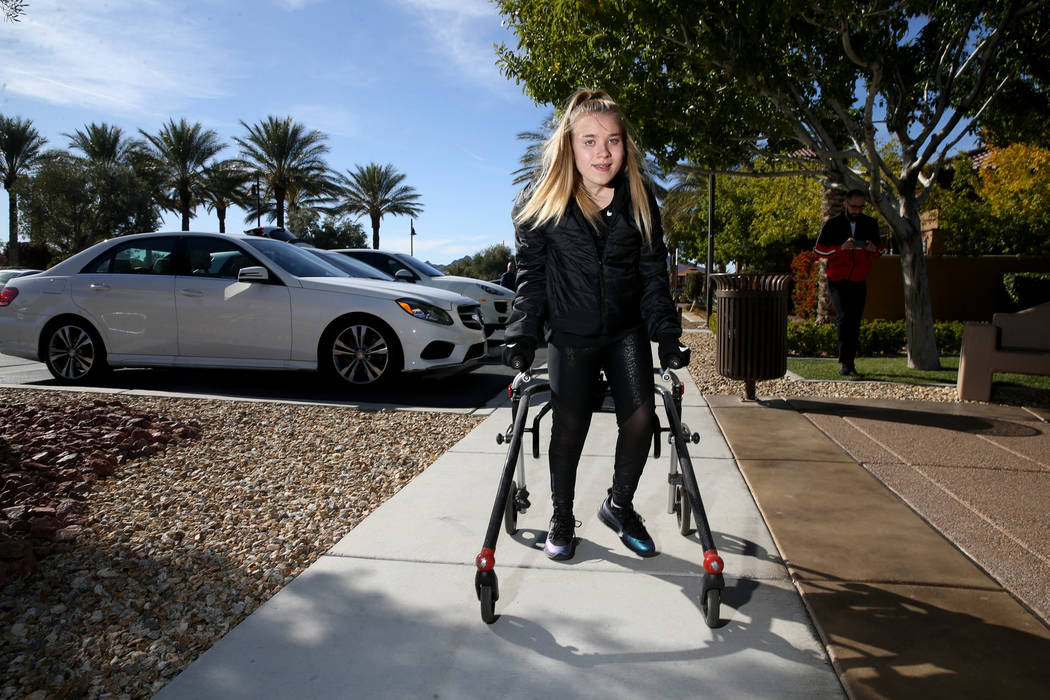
[323,316,402,387]
[43,319,109,384]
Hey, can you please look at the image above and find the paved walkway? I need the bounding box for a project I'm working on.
[709,394,1050,699]
[155,364,844,699]
[154,353,1050,699]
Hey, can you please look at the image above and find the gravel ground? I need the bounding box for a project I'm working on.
[680,321,1050,408]
[2,328,1046,700]
[0,391,482,700]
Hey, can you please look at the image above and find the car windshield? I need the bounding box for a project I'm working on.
[306,249,394,280]
[393,253,444,278]
[241,238,344,278]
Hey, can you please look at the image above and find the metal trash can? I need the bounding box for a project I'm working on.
[711,273,791,400]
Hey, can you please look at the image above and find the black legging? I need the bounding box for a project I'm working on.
[547,330,655,508]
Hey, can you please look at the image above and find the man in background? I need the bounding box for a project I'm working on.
[500,259,517,291]
[815,189,885,376]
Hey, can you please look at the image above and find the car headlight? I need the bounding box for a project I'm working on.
[396,298,453,325]
[475,282,511,297]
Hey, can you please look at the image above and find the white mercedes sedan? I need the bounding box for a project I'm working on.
[0,232,487,387]
[333,249,516,336]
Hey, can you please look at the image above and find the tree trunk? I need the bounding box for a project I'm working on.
[217,206,227,234]
[815,173,845,324]
[181,191,191,231]
[7,189,19,266]
[892,219,940,370]
[371,213,381,250]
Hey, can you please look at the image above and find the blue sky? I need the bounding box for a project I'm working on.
[0,0,551,265]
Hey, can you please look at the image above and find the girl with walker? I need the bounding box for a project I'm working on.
[502,88,691,561]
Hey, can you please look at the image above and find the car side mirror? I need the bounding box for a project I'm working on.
[237,266,270,282]
[394,269,415,283]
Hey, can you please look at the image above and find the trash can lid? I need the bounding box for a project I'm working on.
[710,273,791,292]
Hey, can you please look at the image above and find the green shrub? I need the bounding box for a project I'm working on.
[785,319,966,356]
[787,319,836,356]
[933,320,965,354]
[858,319,907,356]
[684,273,704,303]
[1002,272,1050,308]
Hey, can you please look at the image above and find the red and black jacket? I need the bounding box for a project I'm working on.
[814,211,884,282]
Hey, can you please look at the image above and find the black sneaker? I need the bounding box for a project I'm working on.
[544,504,576,560]
[598,493,657,557]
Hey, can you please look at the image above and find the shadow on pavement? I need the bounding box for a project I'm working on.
[20,359,518,410]
[785,398,1042,437]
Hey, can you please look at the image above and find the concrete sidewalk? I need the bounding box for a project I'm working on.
[154,358,1050,699]
[709,393,1050,699]
[155,366,845,699]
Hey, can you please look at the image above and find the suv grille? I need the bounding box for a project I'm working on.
[458,304,483,330]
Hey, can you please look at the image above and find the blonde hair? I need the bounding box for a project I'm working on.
[515,88,655,246]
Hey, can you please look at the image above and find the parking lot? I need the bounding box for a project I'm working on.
[0,336,547,413]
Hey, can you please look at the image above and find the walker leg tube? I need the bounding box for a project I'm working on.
[658,388,725,579]
[480,397,532,555]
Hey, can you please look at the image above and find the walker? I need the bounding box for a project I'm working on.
[473,364,725,627]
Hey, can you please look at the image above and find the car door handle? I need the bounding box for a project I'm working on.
[179,288,204,297]
[88,282,110,291]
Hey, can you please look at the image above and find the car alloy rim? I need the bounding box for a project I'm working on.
[48,325,95,380]
[332,324,389,384]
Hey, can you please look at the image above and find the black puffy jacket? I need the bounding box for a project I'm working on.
[505,181,680,345]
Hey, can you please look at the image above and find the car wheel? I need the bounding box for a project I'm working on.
[324,317,402,387]
[44,319,108,384]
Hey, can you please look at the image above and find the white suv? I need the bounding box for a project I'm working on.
[334,249,516,336]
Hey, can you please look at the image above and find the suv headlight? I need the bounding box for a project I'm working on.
[396,298,453,325]
[475,282,511,297]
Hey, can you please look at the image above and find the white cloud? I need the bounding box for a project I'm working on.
[0,0,235,116]
[270,0,326,10]
[392,0,512,94]
[397,0,493,16]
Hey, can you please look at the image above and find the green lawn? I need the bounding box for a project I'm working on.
[787,355,1050,390]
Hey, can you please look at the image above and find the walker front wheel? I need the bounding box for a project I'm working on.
[475,569,499,624]
[480,585,497,624]
[701,586,721,628]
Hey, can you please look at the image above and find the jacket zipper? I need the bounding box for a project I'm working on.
[594,228,607,334]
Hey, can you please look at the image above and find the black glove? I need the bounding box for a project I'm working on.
[658,335,691,370]
[502,337,536,371]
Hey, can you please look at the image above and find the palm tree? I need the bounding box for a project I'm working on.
[199,160,251,233]
[139,118,223,230]
[337,163,423,249]
[242,162,340,229]
[513,111,557,187]
[0,114,47,265]
[2,1,26,22]
[234,116,331,229]
[64,122,145,166]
